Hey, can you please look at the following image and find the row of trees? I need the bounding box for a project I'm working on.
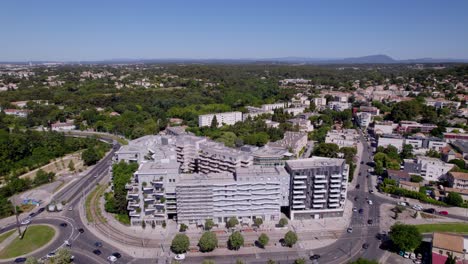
[104,161,139,222]
[171,230,298,254]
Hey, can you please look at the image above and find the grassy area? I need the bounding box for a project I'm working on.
[415,223,468,233]
[85,184,107,223]
[115,214,130,225]
[0,230,15,244]
[0,225,55,259]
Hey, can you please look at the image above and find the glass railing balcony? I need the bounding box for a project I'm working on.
[294,175,307,179]
[315,179,327,184]
[314,184,325,189]
[294,195,306,199]
[313,194,324,199]
[313,199,326,203]
[312,204,323,208]
[330,184,341,188]
[294,185,307,189]
[315,189,327,193]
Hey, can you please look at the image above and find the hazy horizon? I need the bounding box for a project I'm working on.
[1,0,467,61]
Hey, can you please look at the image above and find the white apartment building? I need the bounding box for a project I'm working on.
[175,135,207,172]
[327,101,351,112]
[51,121,75,131]
[242,107,273,121]
[268,131,308,157]
[286,157,349,220]
[198,141,253,174]
[287,118,314,132]
[261,103,287,111]
[198,111,242,127]
[356,112,372,128]
[404,156,455,182]
[283,107,305,116]
[377,134,405,152]
[176,168,287,225]
[325,129,359,148]
[373,121,397,135]
[313,97,327,109]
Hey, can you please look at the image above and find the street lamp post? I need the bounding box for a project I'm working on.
[11,200,22,237]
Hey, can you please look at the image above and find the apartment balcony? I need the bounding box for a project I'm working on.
[294,175,307,180]
[127,202,139,210]
[328,198,339,203]
[328,203,340,208]
[294,195,306,199]
[126,192,139,200]
[129,211,140,217]
[294,180,306,185]
[329,188,340,193]
[315,179,327,184]
[330,178,341,184]
[151,179,163,185]
[312,204,324,208]
[294,185,307,189]
[293,190,304,195]
[330,184,341,189]
[331,174,341,178]
[142,186,153,192]
[329,193,340,198]
[144,196,155,202]
[292,204,306,209]
[313,199,326,203]
[293,200,304,204]
[315,174,326,179]
[125,183,137,190]
[314,184,326,189]
[315,189,327,194]
[342,180,348,184]
[313,194,324,199]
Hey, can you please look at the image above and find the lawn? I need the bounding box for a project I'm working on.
[0,230,15,244]
[415,223,468,233]
[0,225,55,259]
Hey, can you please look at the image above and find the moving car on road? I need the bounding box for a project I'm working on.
[93,249,102,255]
[174,254,186,260]
[107,256,117,262]
[439,211,448,215]
[14,258,27,263]
[347,227,353,233]
[112,252,122,258]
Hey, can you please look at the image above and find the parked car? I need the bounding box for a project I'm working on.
[362,243,369,249]
[46,252,56,259]
[38,207,45,213]
[78,228,85,233]
[107,256,117,262]
[368,200,373,205]
[367,219,373,225]
[423,208,436,214]
[20,219,31,225]
[359,209,364,214]
[174,254,186,260]
[60,223,68,227]
[310,254,321,260]
[352,207,358,212]
[112,252,122,259]
[439,211,449,215]
[398,201,409,206]
[404,252,410,258]
[93,249,102,255]
[410,253,416,260]
[94,242,103,247]
[14,258,27,263]
[347,227,353,233]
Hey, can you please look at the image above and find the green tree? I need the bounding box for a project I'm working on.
[226,217,239,229]
[198,231,218,252]
[228,231,244,250]
[50,248,72,264]
[202,260,215,264]
[283,231,298,247]
[235,259,245,264]
[179,223,188,232]
[340,147,357,163]
[266,260,276,264]
[349,258,379,264]
[445,252,457,264]
[205,219,215,230]
[257,233,269,248]
[210,115,219,128]
[278,218,288,227]
[68,160,75,171]
[446,192,464,207]
[313,143,340,158]
[426,149,441,158]
[25,258,39,264]
[254,218,263,227]
[400,144,414,159]
[171,234,190,254]
[410,175,424,183]
[141,221,146,229]
[294,258,306,264]
[82,147,99,166]
[389,223,422,251]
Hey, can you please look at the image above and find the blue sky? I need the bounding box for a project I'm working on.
[1,0,467,61]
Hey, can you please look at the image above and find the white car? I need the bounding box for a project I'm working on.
[368,200,373,205]
[352,207,358,212]
[397,201,408,206]
[174,254,186,260]
[21,219,31,225]
[46,252,56,259]
[403,252,410,258]
[107,256,117,262]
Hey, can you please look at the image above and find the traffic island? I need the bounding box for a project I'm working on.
[0,224,56,260]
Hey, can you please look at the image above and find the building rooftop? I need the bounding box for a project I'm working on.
[452,140,468,153]
[432,232,466,254]
[387,170,410,179]
[252,146,290,158]
[236,165,288,178]
[449,172,468,181]
[286,156,345,169]
[177,172,234,185]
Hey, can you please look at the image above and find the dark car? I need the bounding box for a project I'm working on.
[78,228,85,233]
[368,219,373,225]
[359,209,364,214]
[112,252,122,259]
[356,184,360,189]
[28,212,36,217]
[94,242,103,247]
[361,161,364,164]
[38,207,45,213]
[93,249,102,255]
[362,243,369,249]
[424,208,436,214]
[14,258,27,263]
[60,223,68,227]
[310,254,320,260]
[354,197,358,201]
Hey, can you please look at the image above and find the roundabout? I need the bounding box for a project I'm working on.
[0,224,56,259]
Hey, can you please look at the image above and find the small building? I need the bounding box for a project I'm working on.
[387,170,411,183]
[447,172,468,190]
[268,131,308,157]
[198,112,243,127]
[287,118,314,132]
[431,232,468,264]
[51,121,75,131]
[398,181,421,192]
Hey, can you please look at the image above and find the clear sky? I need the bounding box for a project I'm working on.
[1,0,467,61]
